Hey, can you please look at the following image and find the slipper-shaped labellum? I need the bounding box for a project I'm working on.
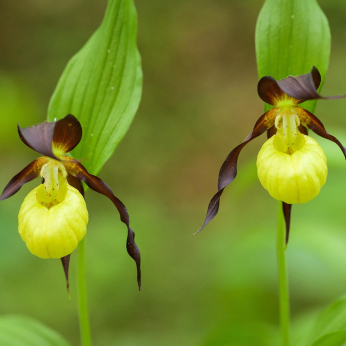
[0,115,141,293]
[198,67,346,244]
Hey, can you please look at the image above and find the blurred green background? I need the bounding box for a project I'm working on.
[1,0,346,345]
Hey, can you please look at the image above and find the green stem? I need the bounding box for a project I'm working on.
[78,238,92,346]
[277,201,290,346]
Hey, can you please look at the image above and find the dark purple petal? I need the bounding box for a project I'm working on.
[195,108,280,234]
[18,122,56,158]
[61,255,71,296]
[276,66,322,102]
[18,114,82,158]
[278,66,345,102]
[0,157,49,201]
[294,106,346,159]
[64,160,141,291]
[282,203,292,245]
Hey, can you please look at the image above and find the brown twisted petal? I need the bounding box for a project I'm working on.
[61,255,71,296]
[282,203,292,245]
[18,114,82,159]
[195,108,280,234]
[294,106,346,159]
[64,159,141,291]
[0,157,49,201]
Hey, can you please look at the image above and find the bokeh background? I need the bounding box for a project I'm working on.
[1,0,346,345]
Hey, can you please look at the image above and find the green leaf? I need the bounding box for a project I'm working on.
[0,315,71,346]
[256,0,331,113]
[48,0,142,175]
[310,330,346,346]
[308,295,346,344]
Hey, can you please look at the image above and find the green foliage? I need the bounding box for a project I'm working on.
[0,315,70,346]
[310,330,346,346]
[256,0,331,113]
[48,0,142,175]
[308,295,346,344]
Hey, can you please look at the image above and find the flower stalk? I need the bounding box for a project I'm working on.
[277,202,290,346]
[78,238,92,346]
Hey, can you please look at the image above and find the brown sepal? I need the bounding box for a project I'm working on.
[0,157,49,201]
[64,160,141,291]
[294,106,346,159]
[61,255,71,297]
[258,76,287,105]
[276,66,322,103]
[18,121,56,159]
[53,114,82,154]
[18,114,82,159]
[258,67,345,105]
[195,108,280,234]
[282,203,292,245]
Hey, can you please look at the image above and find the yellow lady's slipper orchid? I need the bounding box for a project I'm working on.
[0,115,141,292]
[19,183,88,259]
[197,67,346,243]
[257,135,327,204]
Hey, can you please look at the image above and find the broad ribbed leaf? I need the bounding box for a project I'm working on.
[310,330,346,346]
[48,0,142,175]
[0,315,71,346]
[256,0,331,113]
[308,295,346,344]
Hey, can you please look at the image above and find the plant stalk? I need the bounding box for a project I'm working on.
[277,201,290,346]
[78,238,92,346]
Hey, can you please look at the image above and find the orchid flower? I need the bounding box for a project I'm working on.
[197,67,346,243]
[0,115,141,292]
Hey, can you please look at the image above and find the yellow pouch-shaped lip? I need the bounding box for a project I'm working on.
[257,135,327,204]
[18,184,88,259]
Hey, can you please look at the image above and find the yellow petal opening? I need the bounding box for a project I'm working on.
[18,184,88,259]
[257,135,327,204]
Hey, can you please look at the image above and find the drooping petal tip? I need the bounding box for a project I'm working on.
[127,227,141,291]
[196,108,279,233]
[64,159,142,290]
